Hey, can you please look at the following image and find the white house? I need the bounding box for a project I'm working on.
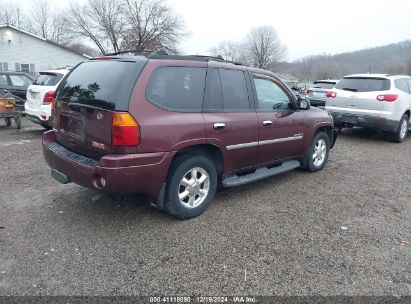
[0,24,89,76]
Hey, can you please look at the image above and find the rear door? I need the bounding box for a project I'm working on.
[8,74,33,100]
[252,73,305,163]
[202,67,259,172]
[53,58,147,159]
[328,77,390,114]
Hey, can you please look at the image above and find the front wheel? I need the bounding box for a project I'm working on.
[303,131,331,172]
[165,155,217,219]
[391,114,409,143]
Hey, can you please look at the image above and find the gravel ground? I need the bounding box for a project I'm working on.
[0,118,410,297]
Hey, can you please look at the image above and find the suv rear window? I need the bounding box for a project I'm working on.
[313,82,335,89]
[146,67,206,111]
[56,60,147,111]
[335,77,390,92]
[33,73,63,86]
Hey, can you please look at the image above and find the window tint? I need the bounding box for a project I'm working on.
[219,69,250,110]
[203,68,224,111]
[407,79,411,93]
[34,73,63,86]
[395,79,410,94]
[57,60,146,111]
[10,75,32,87]
[0,75,8,86]
[313,81,335,89]
[147,67,206,111]
[254,77,290,110]
[335,77,390,92]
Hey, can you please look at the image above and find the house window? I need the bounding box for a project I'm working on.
[15,63,20,72]
[3,62,8,71]
[20,64,30,74]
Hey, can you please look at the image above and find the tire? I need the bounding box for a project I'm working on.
[303,131,331,172]
[164,155,217,219]
[15,117,21,129]
[390,114,409,143]
[5,118,11,126]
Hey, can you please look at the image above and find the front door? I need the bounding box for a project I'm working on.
[251,74,306,164]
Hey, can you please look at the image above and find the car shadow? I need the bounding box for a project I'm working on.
[338,127,392,142]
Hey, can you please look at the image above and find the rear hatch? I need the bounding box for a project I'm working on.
[308,81,336,100]
[27,72,63,108]
[53,57,147,160]
[327,77,391,113]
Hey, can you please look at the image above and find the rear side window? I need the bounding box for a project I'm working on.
[0,75,7,86]
[395,79,410,94]
[146,67,206,111]
[313,82,335,89]
[57,60,147,111]
[34,73,63,86]
[219,69,250,110]
[335,77,390,92]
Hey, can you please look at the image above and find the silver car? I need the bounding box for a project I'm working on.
[307,80,338,108]
[325,74,411,142]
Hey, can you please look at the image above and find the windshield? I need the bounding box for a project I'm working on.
[335,77,390,92]
[56,59,147,111]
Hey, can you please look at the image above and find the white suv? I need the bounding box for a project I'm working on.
[25,68,70,128]
[325,74,411,142]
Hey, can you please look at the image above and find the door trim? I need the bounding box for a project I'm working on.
[226,134,303,150]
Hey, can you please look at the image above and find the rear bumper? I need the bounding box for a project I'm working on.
[42,130,175,199]
[329,112,398,132]
[25,102,52,126]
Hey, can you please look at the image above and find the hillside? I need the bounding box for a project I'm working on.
[278,40,411,81]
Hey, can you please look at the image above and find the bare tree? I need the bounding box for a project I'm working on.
[0,1,22,26]
[28,0,72,44]
[245,26,287,69]
[209,41,249,63]
[122,0,185,52]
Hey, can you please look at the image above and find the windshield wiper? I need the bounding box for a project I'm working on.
[342,88,358,92]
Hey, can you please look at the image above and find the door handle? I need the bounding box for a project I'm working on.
[263,120,273,126]
[213,122,226,130]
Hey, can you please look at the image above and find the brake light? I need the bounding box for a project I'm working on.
[112,112,140,146]
[376,94,398,102]
[43,91,55,105]
[326,91,337,98]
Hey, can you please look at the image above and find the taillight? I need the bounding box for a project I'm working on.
[376,94,398,102]
[112,112,140,146]
[326,91,337,98]
[43,91,55,105]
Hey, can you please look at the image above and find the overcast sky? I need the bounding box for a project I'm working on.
[10,0,411,61]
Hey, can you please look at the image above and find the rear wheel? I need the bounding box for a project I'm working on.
[165,155,217,219]
[303,131,330,172]
[391,114,408,143]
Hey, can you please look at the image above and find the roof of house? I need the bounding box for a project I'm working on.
[0,24,90,58]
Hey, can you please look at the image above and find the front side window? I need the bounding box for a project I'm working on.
[253,76,290,110]
[9,75,32,87]
[395,79,410,94]
[146,67,206,111]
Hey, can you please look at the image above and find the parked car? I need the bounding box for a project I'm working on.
[42,54,337,219]
[307,80,338,108]
[25,68,70,128]
[0,71,34,111]
[325,74,411,143]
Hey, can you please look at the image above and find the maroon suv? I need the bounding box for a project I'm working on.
[42,54,337,219]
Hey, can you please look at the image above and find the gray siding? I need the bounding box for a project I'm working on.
[0,27,87,75]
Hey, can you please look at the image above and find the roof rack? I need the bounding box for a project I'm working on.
[103,48,246,66]
[148,54,245,66]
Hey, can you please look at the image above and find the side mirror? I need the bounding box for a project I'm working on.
[296,97,310,110]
